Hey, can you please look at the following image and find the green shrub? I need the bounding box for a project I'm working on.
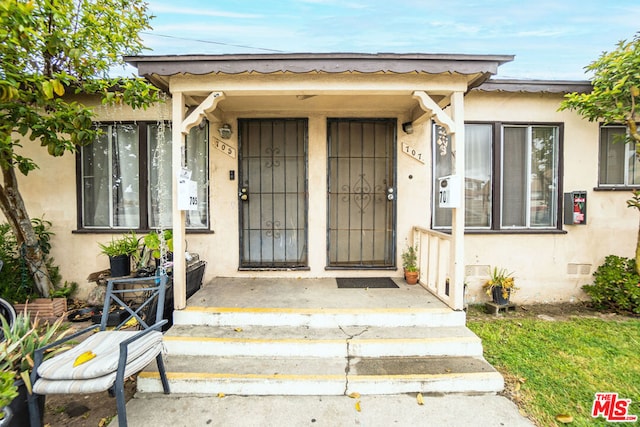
[583,255,640,314]
[0,217,62,303]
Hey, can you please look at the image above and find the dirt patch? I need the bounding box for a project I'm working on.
[466,301,636,322]
[43,377,136,427]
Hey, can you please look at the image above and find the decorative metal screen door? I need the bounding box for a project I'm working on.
[327,119,396,267]
[238,119,308,268]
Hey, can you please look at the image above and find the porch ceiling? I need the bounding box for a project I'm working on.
[195,93,431,114]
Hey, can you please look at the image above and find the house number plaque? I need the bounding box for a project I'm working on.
[402,142,425,163]
[213,137,237,158]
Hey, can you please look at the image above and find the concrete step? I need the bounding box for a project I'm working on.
[163,324,483,358]
[138,355,504,395]
[172,305,466,328]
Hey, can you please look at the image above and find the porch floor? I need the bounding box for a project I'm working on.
[184,276,448,311]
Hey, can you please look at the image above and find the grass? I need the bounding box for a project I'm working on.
[467,313,640,426]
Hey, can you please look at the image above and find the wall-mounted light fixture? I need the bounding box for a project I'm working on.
[402,122,414,134]
[218,123,232,139]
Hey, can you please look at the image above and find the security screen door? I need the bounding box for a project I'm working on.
[327,119,396,267]
[238,119,308,268]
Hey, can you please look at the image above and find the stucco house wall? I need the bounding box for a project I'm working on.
[463,90,636,304]
[5,78,637,305]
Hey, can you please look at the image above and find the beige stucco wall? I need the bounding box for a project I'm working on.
[6,87,637,305]
[462,91,637,304]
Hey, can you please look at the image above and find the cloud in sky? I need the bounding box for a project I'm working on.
[142,0,638,80]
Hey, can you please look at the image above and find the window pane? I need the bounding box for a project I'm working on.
[148,124,173,228]
[112,125,140,228]
[501,127,527,227]
[465,124,492,227]
[82,124,139,228]
[627,141,640,185]
[82,127,110,227]
[185,125,209,229]
[530,127,558,227]
[599,127,626,185]
[433,125,452,227]
[148,123,209,229]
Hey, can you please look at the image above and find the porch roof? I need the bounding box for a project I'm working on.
[475,79,593,94]
[124,52,515,92]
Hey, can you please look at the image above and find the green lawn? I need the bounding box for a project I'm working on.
[467,313,640,426]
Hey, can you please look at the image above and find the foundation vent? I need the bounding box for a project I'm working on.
[567,263,592,275]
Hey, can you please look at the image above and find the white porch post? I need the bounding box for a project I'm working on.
[171,91,187,310]
[171,91,226,310]
[450,91,465,310]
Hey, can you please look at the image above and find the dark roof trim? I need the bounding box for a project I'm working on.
[475,79,592,94]
[124,52,514,77]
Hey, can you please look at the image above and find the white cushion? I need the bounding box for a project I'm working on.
[37,330,163,380]
[33,341,163,394]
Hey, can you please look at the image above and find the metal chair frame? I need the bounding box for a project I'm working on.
[28,273,171,427]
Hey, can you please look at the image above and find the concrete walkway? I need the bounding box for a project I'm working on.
[112,393,536,427]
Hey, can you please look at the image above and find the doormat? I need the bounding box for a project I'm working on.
[336,277,399,289]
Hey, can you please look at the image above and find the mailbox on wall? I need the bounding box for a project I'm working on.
[438,175,461,208]
[564,191,587,225]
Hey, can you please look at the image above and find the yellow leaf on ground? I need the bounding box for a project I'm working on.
[73,351,96,367]
[348,392,361,399]
[218,392,225,398]
[123,317,138,328]
[355,400,361,412]
[416,393,424,405]
[556,414,574,424]
[234,327,243,332]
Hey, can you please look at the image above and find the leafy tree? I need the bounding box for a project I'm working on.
[0,0,160,296]
[560,33,640,274]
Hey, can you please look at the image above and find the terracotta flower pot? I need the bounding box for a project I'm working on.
[405,270,419,285]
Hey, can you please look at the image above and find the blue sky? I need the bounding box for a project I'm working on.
[140,0,639,80]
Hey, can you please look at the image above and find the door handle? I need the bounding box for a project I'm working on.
[239,187,249,201]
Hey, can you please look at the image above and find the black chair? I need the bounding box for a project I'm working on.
[28,273,171,427]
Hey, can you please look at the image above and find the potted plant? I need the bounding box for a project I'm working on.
[401,245,419,285]
[0,372,18,426]
[143,230,173,270]
[0,312,69,426]
[482,266,517,305]
[98,231,140,277]
[143,229,173,259]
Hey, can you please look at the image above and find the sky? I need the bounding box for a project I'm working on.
[138,0,639,81]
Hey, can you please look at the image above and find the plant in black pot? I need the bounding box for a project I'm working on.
[0,312,69,426]
[482,266,518,305]
[0,371,18,426]
[99,231,140,277]
[143,230,173,271]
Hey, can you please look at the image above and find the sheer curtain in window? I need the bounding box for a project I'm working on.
[599,127,626,185]
[113,125,140,228]
[465,124,492,227]
[185,125,209,228]
[433,125,453,227]
[530,127,558,227]
[148,124,172,228]
[148,123,209,229]
[433,124,492,228]
[82,125,139,228]
[501,127,527,227]
[82,129,110,227]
